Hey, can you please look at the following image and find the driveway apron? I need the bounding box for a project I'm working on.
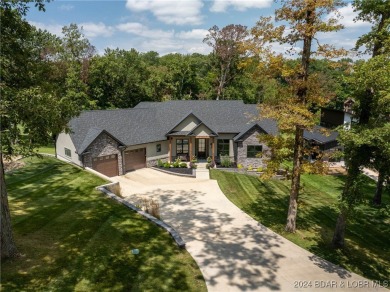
[112,169,386,292]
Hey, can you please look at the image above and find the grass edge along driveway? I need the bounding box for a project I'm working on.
[2,157,206,292]
[210,169,390,282]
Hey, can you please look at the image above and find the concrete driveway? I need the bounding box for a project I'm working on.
[112,169,385,292]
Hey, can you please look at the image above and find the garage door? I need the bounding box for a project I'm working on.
[92,154,119,177]
[124,148,146,171]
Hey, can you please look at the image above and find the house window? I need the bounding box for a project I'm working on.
[156,144,161,153]
[217,139,230,156]
[65,148,72,158]
[176,139,189,154]
[247,145,262,158]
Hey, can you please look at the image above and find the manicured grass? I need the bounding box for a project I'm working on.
[2,157,206,291]
[36,144,55,155]
[210,169,390,281]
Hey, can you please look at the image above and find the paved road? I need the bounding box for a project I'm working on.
[112,169,386,292]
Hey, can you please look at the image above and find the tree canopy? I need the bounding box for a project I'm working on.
[244,0,347,233]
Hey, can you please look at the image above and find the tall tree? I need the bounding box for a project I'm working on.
[355,0,390,205]
[60,23,96,64]
[1,1,48,259]
[60,24,95,108]
[203,24,248,100]
[88,49,150,108]
[247,0,346,232]
[0,1,86,259]
[160,53,200,100]
[353,0,390,57]
[332,0,390,247]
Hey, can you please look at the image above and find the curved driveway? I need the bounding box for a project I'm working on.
[112,169,385,292]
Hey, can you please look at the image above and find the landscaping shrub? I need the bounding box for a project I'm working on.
[180,162,187,168]
[237,164,243,169]
[207,156,212,163]
[157,159,164,167]
[163,162,171,168]
[140,198,161,219]
[189,161,197,169]
[173,158,181,168]
[247,165,253,171]
[220,155,232,167]
[206,160,215,169]
[257,167,263,172]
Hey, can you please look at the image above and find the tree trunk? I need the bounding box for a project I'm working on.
[285,7,314,233]
[373,169,385,206]
[372,11,389,57]
[285,126,304,233]
[332,159,360,248]
[216,85,221,100]
[332,210,347,248]
[1,153,19,259]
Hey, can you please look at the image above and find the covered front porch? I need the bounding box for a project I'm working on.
[165,112,218,162]
[167,136,216,162]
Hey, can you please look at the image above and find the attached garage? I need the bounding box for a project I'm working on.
[92,154,119,177]
[124,148,146,172]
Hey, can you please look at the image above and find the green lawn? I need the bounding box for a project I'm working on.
[210,169,390,281]
[36,144,55,155]
[2,157,206,292]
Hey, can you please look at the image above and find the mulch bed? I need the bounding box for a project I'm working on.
[4,156,25,173]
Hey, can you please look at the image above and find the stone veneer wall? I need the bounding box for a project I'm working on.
[236,128,270,168]
[146,157,169,167]
[83,133,124,175]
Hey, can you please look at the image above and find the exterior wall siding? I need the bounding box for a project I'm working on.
[56,132,83,166]
[236,128,269,168]
[83,133,124,175]
[192,124,212,137]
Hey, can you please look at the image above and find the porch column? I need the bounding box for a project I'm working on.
[229,139,234,158]
[188,137,192,161]
[169,137,172,162]
[211,137,215,162]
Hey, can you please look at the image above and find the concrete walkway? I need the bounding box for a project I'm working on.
[329,161,380,182]
[196,162,210,180]
[112,169,386,292]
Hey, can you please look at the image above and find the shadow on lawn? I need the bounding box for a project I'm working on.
[305,205,389,281]
[50,211,194,291]
[127,188,285,291]
[3,160,199,291]
[243,184,289,228]
[3,192,196,291]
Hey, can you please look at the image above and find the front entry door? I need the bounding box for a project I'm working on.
[196,138,207,159]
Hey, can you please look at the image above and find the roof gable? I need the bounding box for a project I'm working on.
[166,112,202,135]
[234,123,272,141]
[78,128,125,154]
[188,122,217,137]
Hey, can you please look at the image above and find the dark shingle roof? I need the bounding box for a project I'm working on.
[78,127,104,154]
[303,125,338,144]
[69,100,278,153]
[233,122,278,141]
